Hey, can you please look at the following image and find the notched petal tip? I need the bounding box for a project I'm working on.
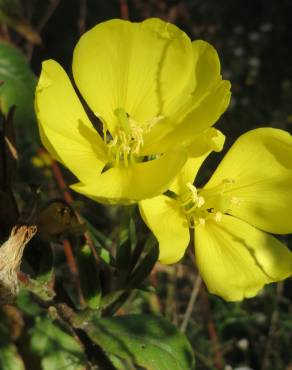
[141,17,190,41]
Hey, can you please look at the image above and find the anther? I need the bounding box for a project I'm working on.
[214,211,222,222]
[231,197,241,205]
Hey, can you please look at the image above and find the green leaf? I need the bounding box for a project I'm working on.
[30,317,86,370]
[0,318,25,370]
[77,244,101,310]
[18,241,55,302]
[0,42,39,144]
[0,343,25,370]
[116,236,132,272]
[82,314,195,370]
[83,218,112,264]
[16,289,43,316]
[116,217,144,288]
[127,241,159,289]
[100,289,130,316]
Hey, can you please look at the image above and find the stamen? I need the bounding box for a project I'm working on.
[197,196,205,208]
[214,211,222,222]
[231,196,241,205]
[199,218,205,226]
[179,177,241,228]
[103,109,164,168]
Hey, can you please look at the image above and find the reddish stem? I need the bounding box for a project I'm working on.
[38,148,85,305]
[201,287,224,369]
[120,0,129,20]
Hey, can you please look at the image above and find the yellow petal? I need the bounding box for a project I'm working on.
[71,150,187,204]
[195,215,292,301]
[142,41,231,155]
[72,18,194,134]
[139,195,190,264]
[35,59,107,183]
[202,128,292,234]
[169,128,225,195]
[161,81,230,151]
[187,127,226,157]
[168,40,222,119]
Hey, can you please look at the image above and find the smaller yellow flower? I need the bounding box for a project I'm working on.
[139,128,292,301]
[35,18,230,204]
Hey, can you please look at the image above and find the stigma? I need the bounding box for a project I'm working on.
[104,108,164,167]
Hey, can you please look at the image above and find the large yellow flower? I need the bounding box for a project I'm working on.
[35,18,230,204]
[139,128,292,301]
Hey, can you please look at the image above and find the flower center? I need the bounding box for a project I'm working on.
[104,108,164,167]
[179,179,241,228]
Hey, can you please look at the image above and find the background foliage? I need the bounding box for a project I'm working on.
[0,1,292,370]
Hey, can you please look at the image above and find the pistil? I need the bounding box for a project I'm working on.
[104,108,164,168]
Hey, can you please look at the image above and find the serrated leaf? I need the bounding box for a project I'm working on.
[30,317,86,370]
[82,314,195,370]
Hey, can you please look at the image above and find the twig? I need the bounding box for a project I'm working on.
[149,264,162,314]
[50,157,73,204]
[25,0,60,60]
[78,0,87,35]
[201,287,224,369]
[62,239,85,307]
[37,0,61,32]
[165,265,178,324]
[180,274,202,332]
[193,349,216,369]
[119,0,129,20]
[39,150,104,305]
[48,152,100,262]
[261,282,283,370]
[49,156,86,307]
[0,23,11,42]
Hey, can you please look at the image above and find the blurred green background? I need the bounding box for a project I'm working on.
[0,1,292,370]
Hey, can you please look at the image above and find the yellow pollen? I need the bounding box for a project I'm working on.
[231,196,241,205]
[180,178,242,228]
[214,211,222,222]
[199,218,205,226]
[104,108,164,167]
[180,183,207,228]
[197,196,205,208]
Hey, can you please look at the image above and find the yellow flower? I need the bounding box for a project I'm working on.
[139,128,292,301]
[35,18,230,204]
